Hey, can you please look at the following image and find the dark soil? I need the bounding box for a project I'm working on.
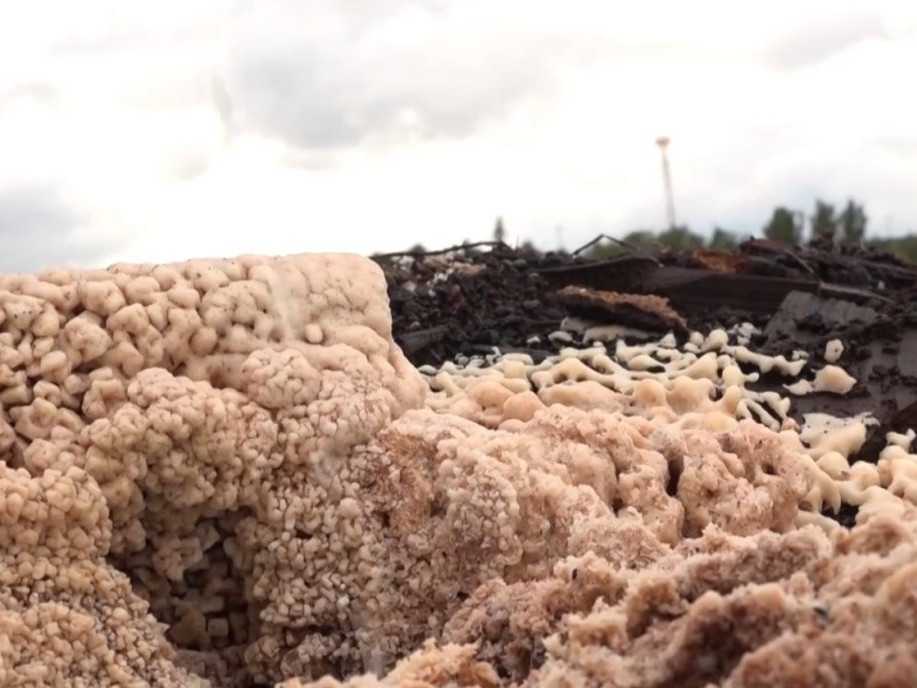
[374,244,575,367]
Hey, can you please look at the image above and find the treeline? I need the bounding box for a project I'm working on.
[584,199,917,262]
[392,202,917,264]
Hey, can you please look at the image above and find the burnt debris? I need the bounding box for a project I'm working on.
[374,238,917,437]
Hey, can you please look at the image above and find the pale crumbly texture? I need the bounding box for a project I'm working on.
[421,330,810,433]
[0,253,427,686]
[332,404,818,676]
[289,516,917,688]
[287,330,917,688]
[3,253,917,688]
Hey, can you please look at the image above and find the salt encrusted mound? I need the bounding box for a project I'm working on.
[2,252,917,687]
[0,254,426,686]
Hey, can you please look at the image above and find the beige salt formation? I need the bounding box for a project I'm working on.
[784,364,858,396]
[0,253,428,686]
[4,252,917,688]
[288,515,917,688]
[419,328,809,433]
[824,338,845,363]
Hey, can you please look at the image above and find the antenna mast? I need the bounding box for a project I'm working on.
[656,136,677,230]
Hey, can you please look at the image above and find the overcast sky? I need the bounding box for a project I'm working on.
[0,1,915,272]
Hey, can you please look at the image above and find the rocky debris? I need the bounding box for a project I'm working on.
[379,240,917,465]
[374,245,571,367]
[743,237,917,289]
[762,291,881,351]
[378,239,916,367]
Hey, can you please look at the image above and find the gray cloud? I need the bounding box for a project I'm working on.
[767,12,887,70]
[224,3,555,150]
[0,186,115,272]
[211,74,235,140]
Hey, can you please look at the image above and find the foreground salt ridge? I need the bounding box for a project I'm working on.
[1,253,917,687]
[0,254,428,686]
[417,327,917,533]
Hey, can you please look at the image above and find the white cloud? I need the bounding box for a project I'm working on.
[0,0,914,271]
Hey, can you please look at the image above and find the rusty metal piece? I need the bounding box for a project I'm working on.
[556,285,687,332]
[691,249,748,273]
[538,258,888,313]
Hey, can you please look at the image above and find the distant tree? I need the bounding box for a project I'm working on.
[811,199,838,243]
[493,217,506,244]
[586,240,627,260]
[709,227,738,250]
[657,225,704,251]
[763,207,802,245]
[622,230,657,247]
[868,233,917,264]
[407,243,426,254]
[519,239,538,256]
[838,199,867,244]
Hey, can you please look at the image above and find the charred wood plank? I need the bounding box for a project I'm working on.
[397,326,448,355]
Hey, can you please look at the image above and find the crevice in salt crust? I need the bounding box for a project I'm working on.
[3,254,917,688]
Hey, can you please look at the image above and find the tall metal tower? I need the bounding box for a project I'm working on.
[655,136,677,230]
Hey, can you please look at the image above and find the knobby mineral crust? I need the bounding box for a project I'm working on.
[1,251,916,687]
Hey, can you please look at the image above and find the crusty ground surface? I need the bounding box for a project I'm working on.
[1,253,916,687]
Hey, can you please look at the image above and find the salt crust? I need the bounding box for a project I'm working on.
[0,254,427,686]
[0,255,915,687]
[824,338,844,364]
